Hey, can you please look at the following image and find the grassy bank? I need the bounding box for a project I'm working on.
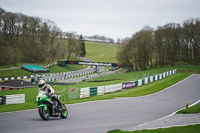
[108,124,200,133]
[85,41,119,63]
[65,73,190,104]
[0,64,199,113]
[0,72,190,113]
[177,103,200,114]
[86,65,200,82]
[0,64,87,78]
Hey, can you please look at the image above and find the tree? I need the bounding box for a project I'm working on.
[117,39,134,71]
[79,34,86,57]
[64,32,80,60]
[0,8,66,66]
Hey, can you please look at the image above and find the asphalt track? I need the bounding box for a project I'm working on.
[0,74,200,133]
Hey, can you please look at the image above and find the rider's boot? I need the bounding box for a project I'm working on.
[57,98,63,109]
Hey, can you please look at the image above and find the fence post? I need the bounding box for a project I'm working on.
[63,88,65,101]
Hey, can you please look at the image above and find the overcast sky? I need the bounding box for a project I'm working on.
[1,0,200,40]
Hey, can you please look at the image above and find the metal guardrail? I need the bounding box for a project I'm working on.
[0,94,25,105]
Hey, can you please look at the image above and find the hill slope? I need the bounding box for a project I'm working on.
[85,41,120,63]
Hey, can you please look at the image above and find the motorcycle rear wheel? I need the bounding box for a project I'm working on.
[39,106,50,120]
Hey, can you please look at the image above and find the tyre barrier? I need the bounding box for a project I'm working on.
[80,69,176,98]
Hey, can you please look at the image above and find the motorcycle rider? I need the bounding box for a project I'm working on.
[38,79,63,109]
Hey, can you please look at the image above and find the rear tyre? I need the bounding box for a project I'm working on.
[39,106,50,120]
[60,104,68,118]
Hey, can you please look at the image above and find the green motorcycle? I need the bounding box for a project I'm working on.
[35,91,68,120]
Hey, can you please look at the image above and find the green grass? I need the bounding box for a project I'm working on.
[0,64,87,78]
[0,72,190,113]
[0,87,38,112]
[85,41,120,63]
[1,41,199,113]
[174,65,200,74]
[177,103,200,114]
[70,73,189,102]
[0,68,32,78]
[107,124,200,133]
[86,65,197,83]
[0,62,35,69]
[48,64,87,73]
[0,64,199,113]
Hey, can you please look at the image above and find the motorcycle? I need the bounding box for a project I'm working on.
[35,91,68,120]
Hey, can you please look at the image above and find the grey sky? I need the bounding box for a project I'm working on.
[0,0,200,40]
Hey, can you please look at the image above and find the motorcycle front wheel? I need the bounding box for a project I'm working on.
[38,106,50,120]
[60,104,68,119]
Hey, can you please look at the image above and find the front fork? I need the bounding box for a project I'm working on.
[39,104,47,111]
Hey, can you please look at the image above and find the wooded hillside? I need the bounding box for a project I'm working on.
[0,8,86,66]
[117,19,200,70]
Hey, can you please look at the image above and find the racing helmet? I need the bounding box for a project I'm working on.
[38,79,46,90]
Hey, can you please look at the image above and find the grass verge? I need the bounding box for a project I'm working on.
[107,124,200,133]
[86,65,200,82]
[0,64,87,78]
[0,72,190,113]
[65,73,190,104]
[85,41,119,63]
[177,103,200,114]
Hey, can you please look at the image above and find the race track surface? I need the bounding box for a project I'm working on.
[0,74,200,133]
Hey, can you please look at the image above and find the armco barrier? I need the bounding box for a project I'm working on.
[163,73,165,78]
[0,70,94,82]
[142,79,145,85]
[159,74,162,79]
[97,86,105,95]
[144,78,148,84]
[80,87,90,98]
[138,79,142,86]
[90,87,98,96]
[155,75,158,81]
[122,82,135,89]
[0,66,91,81]
[43,78,57,82]
[0,96,6,105]
[135,81,138,87]
[47,81,79,85]
[79,69,176,99]
[148,77,150,83]
[6,94,25,105]
[0,75,33,82]
[80,83,122,98]
[0,94,25,105]
[150,76,153,82]
[104,83,122,93]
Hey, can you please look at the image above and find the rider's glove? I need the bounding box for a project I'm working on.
[49,93,53,97]
[46,93,51,97]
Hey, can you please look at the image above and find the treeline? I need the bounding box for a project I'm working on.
[84,34,115,43]
[0,8,86,66]
[117,18,200,71]
[83,34,127,44]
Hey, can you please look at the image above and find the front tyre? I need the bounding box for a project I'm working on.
[60,104,68,118]
[38,106,50,120]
